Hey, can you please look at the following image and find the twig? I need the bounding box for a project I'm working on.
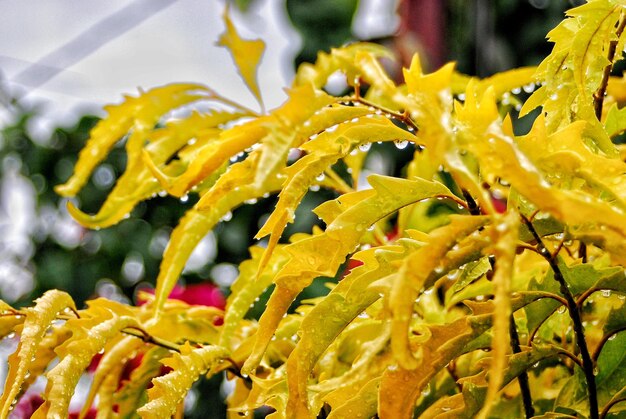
[579,242,588,264]
[348,96,420,133]
[462,189,481,216]
[593,326,626,362]
[600,388,626,419]
[521,215,598,419]
[123,326,181,353]
[509,315,534,418]
[593,13,626,120]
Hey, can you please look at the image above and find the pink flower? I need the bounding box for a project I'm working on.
[168,283,226,309]
[137,283,226,310]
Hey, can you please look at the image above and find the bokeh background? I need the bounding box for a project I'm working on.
[0,0,587,416]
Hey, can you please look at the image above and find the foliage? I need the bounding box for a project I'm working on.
[2,1,626,417]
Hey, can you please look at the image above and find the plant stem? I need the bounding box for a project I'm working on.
[123,326,181,352]
[593,13,626,120]
[521,215,598,419]
[349,96,420,133]
[462,189,481,216]
[600,389,626,419]
[509,314,534,418]
[592,326,626,362]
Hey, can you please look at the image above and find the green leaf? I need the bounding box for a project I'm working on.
[115,347,170,418]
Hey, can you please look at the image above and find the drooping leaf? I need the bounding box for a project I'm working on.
[55,83,211,198]
[255,121,418,270]
[0,290,75,417]
[476,211,519,419]
[33,299,139,418]
[243,175,457,374]
[138,343,229,418]
[390,215,487,369]
[66,110,243,228]
[82,335,145,417]
[219,244,291,349]
[152,150,284,318]
[285,245,403,417]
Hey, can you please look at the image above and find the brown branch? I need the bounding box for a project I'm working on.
[122,326,181,353]
[521,215,598,419]
[593,13,626,120]
[348,96,420,133]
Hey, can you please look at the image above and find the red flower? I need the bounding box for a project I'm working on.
[168,283,226,309]
[137,283,226,310]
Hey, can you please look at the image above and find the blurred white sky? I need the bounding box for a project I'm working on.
[0,0,296,130]
[0,0,397,134]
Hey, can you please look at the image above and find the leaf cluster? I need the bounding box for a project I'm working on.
[2,1,626,418]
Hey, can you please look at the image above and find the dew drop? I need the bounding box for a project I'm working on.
[609,334,617,341]
[180,194,189,203]
[221,211,233,222]
[512,87,522,95]
[602,289,611,298]
[557,305,566,314]
[316,173,326,182]
[394,140,409,149]
[523,83,535,93]
[309,184,320,192]
[359,142,372,152]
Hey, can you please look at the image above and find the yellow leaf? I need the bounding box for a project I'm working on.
[82,335,145,417]
[152,150,284,318]
[390,215,487,369]
[55,83,210,198]
[67,111,243,228]
[0,290,75,417]
[34,299,139,418]
[219,245,291,349]
[138,343,229,418]
[218,7,265,110]
[243,175,457,375]
[476,211,518,419]
[285,245,402,417]
[326,377,380,419]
